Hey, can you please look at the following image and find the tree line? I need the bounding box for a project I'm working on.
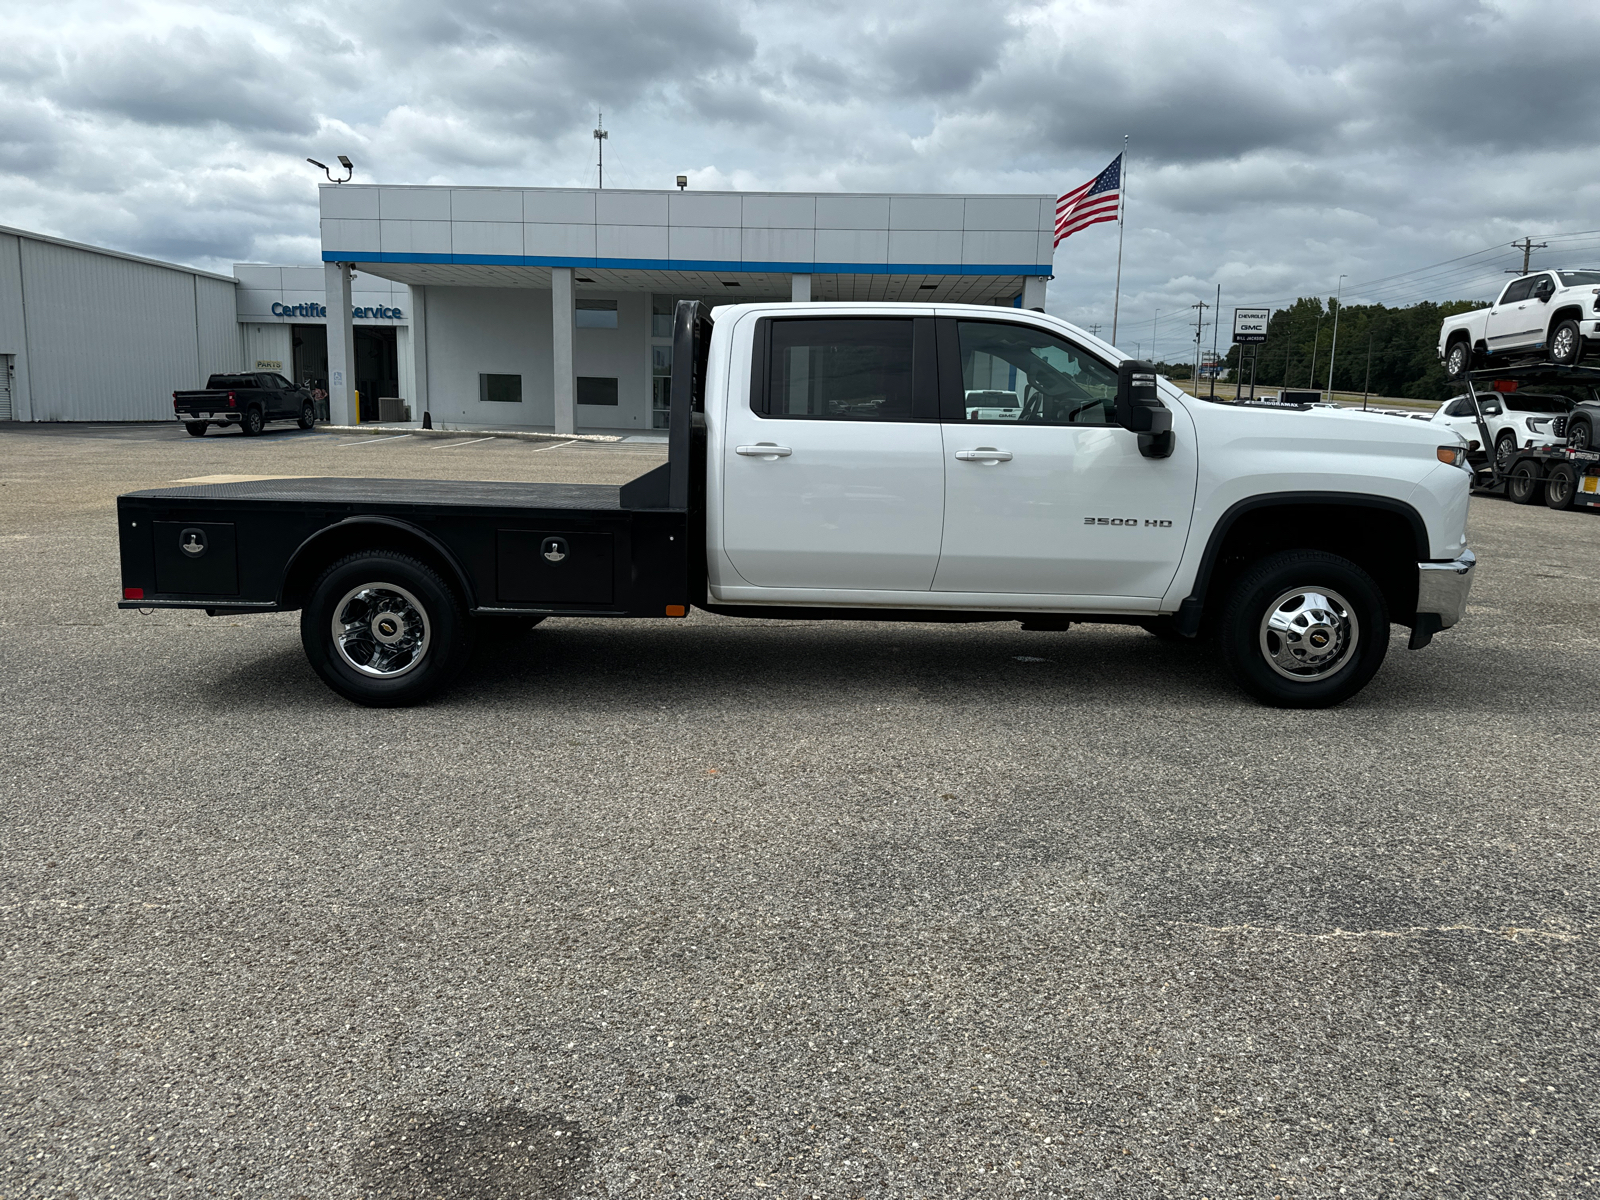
[1213,297,1484,402]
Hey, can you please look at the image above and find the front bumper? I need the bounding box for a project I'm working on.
[1409,548,1475,649]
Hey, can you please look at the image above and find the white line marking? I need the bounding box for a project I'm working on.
[436,436,496,449]
[530,439,576,452]
[336,434,411,448]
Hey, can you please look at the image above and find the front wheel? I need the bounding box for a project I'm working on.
[297,401,316,430]
[1219,550,1389,708]
[184,421,208,437]
[1545,463,1578,511]
[1549,319,1583,366]
[1508,461,1541,504]
[301,551,472,706]
[1568,418,1593,452]
[1494,431,1517,474]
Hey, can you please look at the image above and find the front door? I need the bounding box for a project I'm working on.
[720,315,945,591]
[932,317,1198,599]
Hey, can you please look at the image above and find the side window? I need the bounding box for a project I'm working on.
[954,321,1117,425]
[1499,278,1533,305]
[272,374,293,390]
[1445,397,1475,417]
[762,319,915,420]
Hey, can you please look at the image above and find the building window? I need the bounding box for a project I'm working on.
[651,294,674,339]
[577,376,619,406]
[479,373,522,403]
[576,299,618,329]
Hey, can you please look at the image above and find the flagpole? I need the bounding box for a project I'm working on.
[1110,134,1127,346]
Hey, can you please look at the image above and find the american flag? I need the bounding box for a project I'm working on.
[1055,154,1122,246]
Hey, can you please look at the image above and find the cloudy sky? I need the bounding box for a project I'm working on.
[3,0,1598,358]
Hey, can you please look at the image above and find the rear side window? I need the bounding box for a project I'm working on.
[755,318,928,421]
[1506,394,1574,413]
[1444,397,1476,417]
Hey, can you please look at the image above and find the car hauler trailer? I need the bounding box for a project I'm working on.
[1456,363,1600,511]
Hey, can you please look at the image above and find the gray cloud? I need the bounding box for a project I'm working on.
[0,0,1593,351]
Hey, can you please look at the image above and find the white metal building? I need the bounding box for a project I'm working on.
[316,185,1056,433]
[0,225,239,422]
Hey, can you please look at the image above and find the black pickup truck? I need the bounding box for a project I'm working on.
[173,372,317,437]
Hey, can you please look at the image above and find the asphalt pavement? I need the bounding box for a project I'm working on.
[2,422,1596,1198]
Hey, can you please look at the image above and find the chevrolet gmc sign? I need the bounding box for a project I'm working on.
[1232,307,1271,344]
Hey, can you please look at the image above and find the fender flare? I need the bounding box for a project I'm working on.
[277,515,478,609]
[1174,491,1429,635]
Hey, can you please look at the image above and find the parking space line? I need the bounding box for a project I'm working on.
[530,439,576,452]
[336,434,412,448]
[436,436,496,449]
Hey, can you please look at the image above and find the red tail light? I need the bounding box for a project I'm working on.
[228,391,237,406]
[123,587,144,600]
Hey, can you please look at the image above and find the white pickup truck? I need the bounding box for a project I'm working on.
[1439,269,1600,377]
[115,300,1476,709]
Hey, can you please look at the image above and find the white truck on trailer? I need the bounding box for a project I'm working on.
[118,300,1476,709]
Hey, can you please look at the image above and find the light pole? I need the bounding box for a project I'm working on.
[594,114,608,188]
[1325,274,1346,402]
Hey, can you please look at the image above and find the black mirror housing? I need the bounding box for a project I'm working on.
[1116,359,1174,458]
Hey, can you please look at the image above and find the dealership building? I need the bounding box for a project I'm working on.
[0,187,1056,430]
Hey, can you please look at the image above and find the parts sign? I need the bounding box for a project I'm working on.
[1233,307,1271,344]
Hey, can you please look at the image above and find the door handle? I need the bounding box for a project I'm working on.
[955,447,1012,463]
[736,443,792,459]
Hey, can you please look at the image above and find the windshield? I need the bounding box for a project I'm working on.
[1557,271,1600,287]
[1504,394,1574,414]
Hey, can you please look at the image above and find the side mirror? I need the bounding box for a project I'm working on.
[1116,359,1174,459]
[1535,281,1554,302]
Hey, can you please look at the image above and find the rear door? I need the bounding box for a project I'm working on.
[1485,277,1538,351]
[932,315,1198,599]
[719,314,946,591]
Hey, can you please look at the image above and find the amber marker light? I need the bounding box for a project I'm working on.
[665,605,687,617]
[1437,445,1467,468]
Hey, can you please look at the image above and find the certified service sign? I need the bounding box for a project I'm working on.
[1232,307,1271,344]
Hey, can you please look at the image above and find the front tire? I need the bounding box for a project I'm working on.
[297,401,316,430]
[1444,338,1474,380]
[1508,461,1541,504]
[1549,319,1583,366]
[1568,417,1593,452]
[301,551,472,706]
[1494,431,1518,474]
[1545,463,1578,511]
[1219,550,1389,708]
[184,421,208,437]
[239,406,265,436]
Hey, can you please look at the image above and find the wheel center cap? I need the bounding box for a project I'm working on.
[1302,621,1337,658]
[371,613,407,644]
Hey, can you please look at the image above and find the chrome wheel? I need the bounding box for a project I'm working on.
[1495,433,1515,472]
[1552,325,1577,363]
[1446,341,1469,377]
[331,582,431,678]
[1257,586,1360,682]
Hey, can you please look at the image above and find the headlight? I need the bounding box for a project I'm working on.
[1526,417,1550,432]
[1437,444,1470,470]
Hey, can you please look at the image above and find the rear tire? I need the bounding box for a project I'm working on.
[1508,461,1541,504]
[239,406,265,436]
[301,551,472,706]
[297,401,316,430]
[184,421,208,437]
[1545,463,1578,511]
[1549,319,1583,366]
[1219,550,1389,708]
[1444,338,1474,380]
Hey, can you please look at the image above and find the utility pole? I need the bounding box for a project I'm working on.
[1307,312,1324,388]
[1209,283,1221,399]
[1191,299,1209,393]
[594,113,608,189]
[1509,236,1547,275]
[1325,274,1346,403]
[1088,323,1103,337]
[1362,331,1374,410]
[1152,310,1159,364]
